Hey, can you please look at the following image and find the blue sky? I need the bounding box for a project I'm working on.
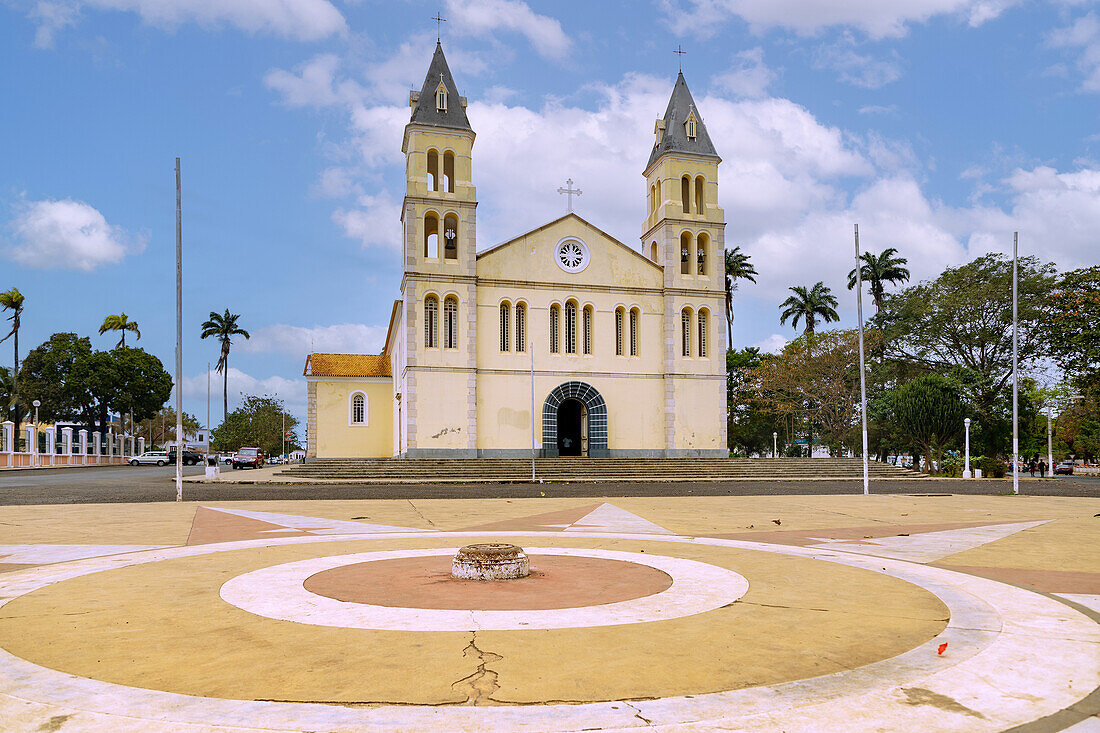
[2,0,1098,427]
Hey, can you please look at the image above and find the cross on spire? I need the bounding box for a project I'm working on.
[557,178,582,213]
[432,12,446,42]
[674,44,687,71]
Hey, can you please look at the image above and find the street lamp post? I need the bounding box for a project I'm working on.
[772,431,778,459]
[963,418,971,478]
[32,399,40,467]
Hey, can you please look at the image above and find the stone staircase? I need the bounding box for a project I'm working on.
[277,458,927,483]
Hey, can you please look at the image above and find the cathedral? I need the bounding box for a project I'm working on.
[304,42,727,459]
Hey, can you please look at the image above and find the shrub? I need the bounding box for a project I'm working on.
[979,455,1005,478]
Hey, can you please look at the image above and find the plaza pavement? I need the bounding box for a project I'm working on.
[0,493,1097,731]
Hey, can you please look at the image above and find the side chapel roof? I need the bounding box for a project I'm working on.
[646,72,719,170]
[304,353,391,378]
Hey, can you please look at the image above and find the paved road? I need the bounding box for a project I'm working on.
[1,465,1098,504]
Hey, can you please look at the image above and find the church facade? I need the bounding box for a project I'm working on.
[305,43,727,459]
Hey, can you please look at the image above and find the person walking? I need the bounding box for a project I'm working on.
[1028,459,1037,477]
[1039,459,1047,478]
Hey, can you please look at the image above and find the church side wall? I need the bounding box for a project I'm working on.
[312,379,393,458]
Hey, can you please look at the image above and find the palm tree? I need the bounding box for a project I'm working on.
[779,282,840,337]
[200,310,250,419]
[99,313,141,347]
[0,287,25,429]
[847,247,910,310]
[724,247,758,350]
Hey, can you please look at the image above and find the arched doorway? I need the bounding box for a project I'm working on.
[541,381,608,457]
[557,399,586,456]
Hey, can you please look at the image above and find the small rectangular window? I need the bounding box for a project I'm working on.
[630,310,639,357]
[582,307,592,355]
[615,310,624,356]
[682,311,691,357]
[698,312,707,358]
[550,307,560,354]
[500,304,510,352]
[516,304,526,352]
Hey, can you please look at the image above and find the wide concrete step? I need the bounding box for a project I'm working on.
[278,458,926,482]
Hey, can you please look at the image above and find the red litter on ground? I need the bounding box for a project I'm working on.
[938,643,948,655]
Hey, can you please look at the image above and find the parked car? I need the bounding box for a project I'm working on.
[130,450,168,466]
[1054,462,1075,475]
[232,447,264,469]
[166,449,204,466]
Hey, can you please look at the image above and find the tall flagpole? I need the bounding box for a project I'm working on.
[175,158,184,502]
[1012,232,1019,496]
[530,339,536,482]
[854,224,869,495]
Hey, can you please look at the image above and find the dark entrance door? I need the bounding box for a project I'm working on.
[557,399,585,456]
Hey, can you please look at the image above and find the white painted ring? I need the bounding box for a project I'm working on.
[218,547,750,631]
[0,530,1096,732]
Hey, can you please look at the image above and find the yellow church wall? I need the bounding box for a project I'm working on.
[312,379,393,458]
[474,373,667,454]
[670,377,726,452]
[408,370,473,454]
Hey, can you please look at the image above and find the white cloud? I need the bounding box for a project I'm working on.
[753,334,789,353]
[183,367,307,422]
[32,0,346,44]
[264,54,363,108]
[445,0,571,60]
[659,0,1018,39]
[814,36,903,88]
[711,47,776,98]
[239,323,388,357]
[332,192,403,250]
[1048,12,1100,92]
[857,104,898,116]
[5,197,144,271]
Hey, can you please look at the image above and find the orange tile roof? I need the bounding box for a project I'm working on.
[305,353,391,378]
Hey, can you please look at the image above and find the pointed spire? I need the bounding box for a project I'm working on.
[647,71,718,170]
[409,41,472,131]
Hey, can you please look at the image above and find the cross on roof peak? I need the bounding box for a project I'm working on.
[557,178,582,213]
[674,44,687,72]
[432,12,446,42]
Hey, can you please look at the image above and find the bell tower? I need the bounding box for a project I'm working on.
[641,72,728,456]
[399,41,479,457]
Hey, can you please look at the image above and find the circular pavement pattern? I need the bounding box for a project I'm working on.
[0,530,1096,732]
[220,547,748,630]
[303,553,673,610]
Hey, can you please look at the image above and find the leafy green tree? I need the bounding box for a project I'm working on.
[847,247,910,310]
[211,394,299,456]
[893,374,967,473]
[726,347,781,455]
[137,406,201,448]
[99,313,141,348]
[200,310,250,419]
[1046,265,1100,386]
[779,282,840,338]
[724,247,757,349]
[85,347,173,431]
[877,253,1057,438]
[17,333,95,425]
[0,366,16,422]
[0,287,25,425]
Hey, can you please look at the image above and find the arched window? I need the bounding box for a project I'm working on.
[350,393,366,425]
[500,302,511,352]
[426,149,439,192]
[443,214,459,260]
[443,151,455,194]
[697,232,708,276]
[424,213,439,258]
[655,178,661,208]
[680,232,692,274]
[681,308,692,357]
[515,302,526,352]
[549,304,560,354]
[648,183,655,213]
[681,175,691,214]
[650,242,658,261]
[424,296,438,348]
[443,296,458,349]
[564,301,578,354]
[698,309,709,358]
[695,175,705,214]
[615,307,624,356]
[582,305,593,355]
[629,308,640,357]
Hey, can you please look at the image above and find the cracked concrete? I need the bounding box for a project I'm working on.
[451,632,503,705]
